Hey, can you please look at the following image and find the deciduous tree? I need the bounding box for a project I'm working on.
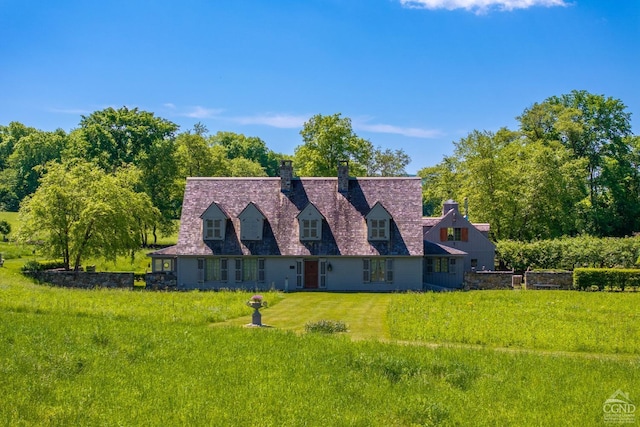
[17,160,158,270]
[294,113,373,176]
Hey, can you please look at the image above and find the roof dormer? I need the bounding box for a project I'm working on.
[200,202,229,241]
[238,202,266,241]
[296,203,324,241]
[366,202,392,241]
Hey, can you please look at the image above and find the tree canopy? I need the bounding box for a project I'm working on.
[17,161,158,270]
[421,90,638,240]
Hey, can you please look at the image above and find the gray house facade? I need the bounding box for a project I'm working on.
[422,200,496,289]
[149,163,495,291]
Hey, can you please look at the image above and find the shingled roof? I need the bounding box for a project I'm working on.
[176,176,424,257]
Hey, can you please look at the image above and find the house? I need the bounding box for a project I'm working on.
[148,161,495,291]
[422,200,496,289]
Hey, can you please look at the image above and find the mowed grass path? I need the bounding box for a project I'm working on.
[224,292,393,340]
[224,290,640,358]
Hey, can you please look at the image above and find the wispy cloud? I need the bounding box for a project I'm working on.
[354,120,443,138]
[181,106,225,119]
[47,107,92,115]
[232,113,308,129]
[399,0,568,13]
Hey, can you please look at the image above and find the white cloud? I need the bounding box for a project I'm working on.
[181,106,225,119]
[354,120,443,138]
[399,0,568,13]
[232,113,308,129]
[47,107,92,115]
[163,103,176,109]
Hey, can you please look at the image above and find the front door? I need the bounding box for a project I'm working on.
[304,260,319,289]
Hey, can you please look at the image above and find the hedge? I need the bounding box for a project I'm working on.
[573,268,640,291]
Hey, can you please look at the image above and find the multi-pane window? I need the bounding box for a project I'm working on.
[363,258,393,283]
[229,258,265,283]
[205,258,226,281]
[301,219,320,239]
[441,227,468,242]
[447,227,461,241]
[153,258,174,272]
[434,257,449,273]
[204,219,224,240]
[243,258,258,282]
[369,219,387,240]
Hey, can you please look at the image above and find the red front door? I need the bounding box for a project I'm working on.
[304,260,319,289]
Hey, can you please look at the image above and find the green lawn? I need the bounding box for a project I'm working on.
[1,257,639,425]
[224,292,393,340]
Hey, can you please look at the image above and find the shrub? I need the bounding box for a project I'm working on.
[21,260,67,273]
[305,320,348,334]
[497,236,640,271]
[573,268,640,291]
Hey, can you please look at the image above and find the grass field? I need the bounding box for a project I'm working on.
[1,264,638,426]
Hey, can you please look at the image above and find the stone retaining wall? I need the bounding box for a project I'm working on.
[463,271,514,290]
[28,271,134,289]
[524,271,573,290]
[464,270,574,290]
[145,272,177,290]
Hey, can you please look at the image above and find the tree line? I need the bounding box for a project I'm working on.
[1,109,409,269]
[1,90,638,269]
[420,90,639,240]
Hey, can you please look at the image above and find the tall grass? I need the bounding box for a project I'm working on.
[387,291,640,354]
[1,266,638,425]
[1,309,637,426]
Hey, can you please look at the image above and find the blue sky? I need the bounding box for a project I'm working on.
[1,0,638,173]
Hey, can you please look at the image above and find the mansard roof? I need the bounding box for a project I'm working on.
[176,176,424,257]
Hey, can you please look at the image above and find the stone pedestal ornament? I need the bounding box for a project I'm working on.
[246,295,268,327]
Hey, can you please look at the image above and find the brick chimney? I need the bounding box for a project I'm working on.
[280,160,292,192]
[338,160,349,193]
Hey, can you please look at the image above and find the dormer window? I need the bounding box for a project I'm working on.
[238,202,266,241]
[366,202,392,241]
[301,219,320,239]
[200,202,229,241]
[370,219,387,239]
[204,219,224,239]
[297,203,324,241]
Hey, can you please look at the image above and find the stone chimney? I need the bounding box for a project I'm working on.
[280,160,292,192]
[442,199,459,216]
[338,160,349,193]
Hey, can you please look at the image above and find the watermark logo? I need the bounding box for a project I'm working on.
[603,389,636,424]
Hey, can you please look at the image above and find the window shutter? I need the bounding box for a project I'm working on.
[440,228,447,242]
[296,259,303,288]
[258,258,265,283]
[363,259,370,283]
[461,227,469,242]
[319,258,327,288]
[235,259,242,282]
[386,259,393,283]
[197,258,204,283]
[221,258,228,282]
